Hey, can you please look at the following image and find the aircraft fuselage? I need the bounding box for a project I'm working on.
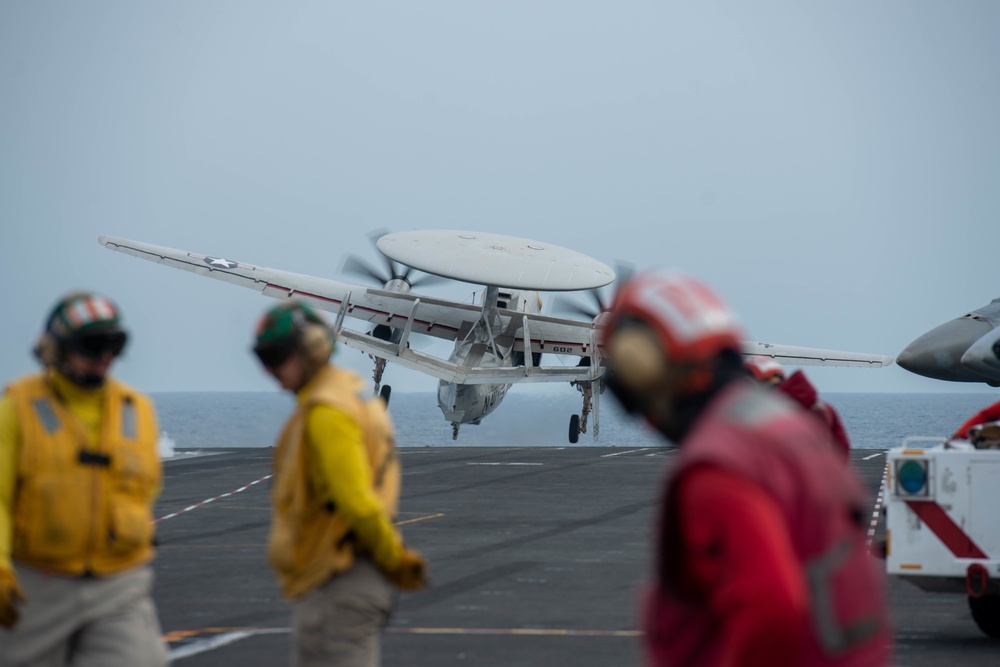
[436,288,537,431]
[897,298,1000,386]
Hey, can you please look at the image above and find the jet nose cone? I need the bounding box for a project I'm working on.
[898,316,995,382]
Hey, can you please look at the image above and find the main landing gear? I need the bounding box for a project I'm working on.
[379,384,392,406]
[452,423,460,440]
[372,356,388,395]
[568,381,594,444]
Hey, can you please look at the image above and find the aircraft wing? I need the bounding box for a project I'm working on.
[98,236,604,385]
[740,341,894,368]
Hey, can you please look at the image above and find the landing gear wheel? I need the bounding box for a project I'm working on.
[452,423,460,441]
[569,414,580,444]
[969,594,1000,638]
[379,385,392,406]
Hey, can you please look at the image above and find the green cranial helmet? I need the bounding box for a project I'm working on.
[46,291,125,339]
[252,301,335,369]
[36,292,129,385]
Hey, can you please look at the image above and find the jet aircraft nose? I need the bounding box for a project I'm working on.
[959,326,1000,386]
[897,316,995,382]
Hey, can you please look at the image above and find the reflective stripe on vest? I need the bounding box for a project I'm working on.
[32,398,60,434]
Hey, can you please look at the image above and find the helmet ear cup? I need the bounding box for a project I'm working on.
[33,333,61,367]
[299,323,334,366]
[608,327,669,393]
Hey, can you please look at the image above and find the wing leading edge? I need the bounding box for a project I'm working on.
[741,341,894,369]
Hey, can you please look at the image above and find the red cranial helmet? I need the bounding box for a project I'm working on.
[602,269,743,364]
[599,270,744,438]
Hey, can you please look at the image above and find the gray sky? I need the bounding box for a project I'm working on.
[2,1,998,395]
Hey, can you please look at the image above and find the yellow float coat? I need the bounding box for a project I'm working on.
[268,365,403,599]
[0,371,160,576]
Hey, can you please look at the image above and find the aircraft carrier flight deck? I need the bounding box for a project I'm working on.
[155,446,996,666]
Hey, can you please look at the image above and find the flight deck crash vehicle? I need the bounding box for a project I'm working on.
[886,437,1000,638]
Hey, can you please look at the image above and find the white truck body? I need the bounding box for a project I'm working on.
[885,437,1000,637]
[887,437,1000,591]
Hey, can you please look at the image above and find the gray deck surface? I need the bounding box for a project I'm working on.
[154,446,998,666]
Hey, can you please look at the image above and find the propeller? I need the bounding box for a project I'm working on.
[340,228,448,289]
[552,260,635,320]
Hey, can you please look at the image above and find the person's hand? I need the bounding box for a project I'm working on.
[0,568,26,628]
[385,548,428,591]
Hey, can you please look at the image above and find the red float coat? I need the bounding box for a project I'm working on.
[643,383,891,667]
[776,370,851,461]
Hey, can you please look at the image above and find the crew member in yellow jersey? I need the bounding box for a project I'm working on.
[252,301,427,667]
[0,291,168,667]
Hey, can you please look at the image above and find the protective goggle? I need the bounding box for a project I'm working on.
[253,340,296,369]
[66,330,128,360]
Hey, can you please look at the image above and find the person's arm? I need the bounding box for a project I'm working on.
[305,404,403,570]
[0,395,26,628]
[0,396,19,574]
[676,465,809,667]
[146,401,162,504]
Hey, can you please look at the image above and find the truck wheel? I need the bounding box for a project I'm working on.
[969,594,1000,639]
[569,414,580,444]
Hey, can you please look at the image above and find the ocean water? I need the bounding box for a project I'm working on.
[149,390,1000,452]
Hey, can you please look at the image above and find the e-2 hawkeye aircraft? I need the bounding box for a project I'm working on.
[99,230,894,442]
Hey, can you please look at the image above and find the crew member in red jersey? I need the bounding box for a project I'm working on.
[951,399,1000,444]
[744,357,851,461]
[601,270,891,667]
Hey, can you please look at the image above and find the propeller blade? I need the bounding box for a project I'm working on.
[383,254,401,280]
[589,289,605,314]
[342,256,389,285]
[351,227,453,288]
[365,227,402,280]
[552,296,599,321]
[409,272,449,288]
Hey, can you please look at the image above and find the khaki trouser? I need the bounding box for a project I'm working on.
[0,563,169,667]
[292,559,394,667]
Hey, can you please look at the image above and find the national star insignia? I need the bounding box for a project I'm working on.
[205,257,237,269]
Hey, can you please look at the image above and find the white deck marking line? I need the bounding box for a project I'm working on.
[169,631,256,660]
[866,462,889,547]
[155,474,273,523]
[601,448,651,458]
[862,451,885,461]
[396,513,445,526]
[465,462,543,466]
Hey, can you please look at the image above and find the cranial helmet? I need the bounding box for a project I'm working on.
[252,301,335,372]
[744,356,786,384]
[35,291,128,367]
[601,269,744,404]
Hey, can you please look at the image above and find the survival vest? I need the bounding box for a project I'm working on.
[646,383,891,667]
[268,365,400,599]
[6,373,160,576]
